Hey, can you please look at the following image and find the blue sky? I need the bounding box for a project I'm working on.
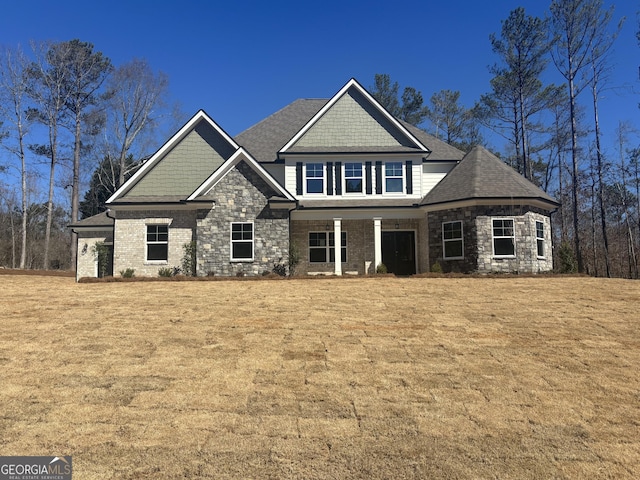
[1,0,638,158]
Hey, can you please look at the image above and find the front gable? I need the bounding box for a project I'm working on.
[280,79,429,154]
[108,110,239,203]
[188,148,295,202]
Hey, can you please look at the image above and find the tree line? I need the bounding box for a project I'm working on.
[0,40,177,270]
[1,0,637,278]
[371,0,637,278]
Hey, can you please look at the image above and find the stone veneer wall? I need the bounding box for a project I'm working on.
[427,205,554,274]
[196,161,289,276]
[76,232,111,281]
[291,217,427,275]
[113,209,195,277]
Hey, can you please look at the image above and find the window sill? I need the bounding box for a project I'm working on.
[443,256,464,261]
[145,260,168,265]
[493,256,516,259]
[231,259,254,263]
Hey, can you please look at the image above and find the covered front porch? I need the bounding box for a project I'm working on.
[290,208,428,276]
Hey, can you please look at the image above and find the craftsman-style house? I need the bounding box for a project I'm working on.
[70,78,559,280]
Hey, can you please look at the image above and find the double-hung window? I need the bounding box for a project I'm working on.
[344,163,363,193]
[442,221,463,259]
[309,232,347,263]
[306,163,324,194]
[384,162,403,193]
[536,221,545,257]
[231,222,253,261]
[493,218,515,257]
[146,225,168,261]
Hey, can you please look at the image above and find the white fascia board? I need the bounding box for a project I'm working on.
[107,110,240,204]
[291,207,422,221]
[187,147,295,201]
[279,78,429,154]
[420,198,558,213]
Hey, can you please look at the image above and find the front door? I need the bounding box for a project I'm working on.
[382,231,416,275]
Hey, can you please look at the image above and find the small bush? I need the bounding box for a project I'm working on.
[431,261,443,273]
[182,241,197,277]
[376,263,387,274]
[91,241,110,278]
[120,268,135,278]
[272,262,287,277]
[557,241,578,274]
[288,243,300,276]
[158,267,174,277]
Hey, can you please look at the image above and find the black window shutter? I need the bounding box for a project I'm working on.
[365,162,372,194]
[375,161,382,194]
[335,162,342,195]
[406,160,413,194]
[327,162,333,195]
[296,162,303,195]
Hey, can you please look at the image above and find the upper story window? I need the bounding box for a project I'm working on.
[146,225,168,262]
[493,218,515,257]
[231,222,254,261]
[344,163,363,193]
[536,221,545,258]
[306,163,324,194]
[442,221,463,259]
[384,162,403,193]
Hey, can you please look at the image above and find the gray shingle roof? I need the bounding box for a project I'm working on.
[421,145,559,208]
[236,99,328,162]
[68,211,114,229]
[401,122,465,161]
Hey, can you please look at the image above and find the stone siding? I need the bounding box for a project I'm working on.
[196,161,289,276]
[113,209,195,277]
[428,205,554,274]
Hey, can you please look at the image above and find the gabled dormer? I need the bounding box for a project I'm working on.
[279,79,432,202]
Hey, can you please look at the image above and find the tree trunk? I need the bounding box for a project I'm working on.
[568,72,584,273]
[70,110,81,271]
[44,157,55,270]
[592,66,610,277]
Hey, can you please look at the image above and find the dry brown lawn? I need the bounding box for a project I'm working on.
[1,275,639,479]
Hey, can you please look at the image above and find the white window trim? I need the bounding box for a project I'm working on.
[383,161,404,194]
[308,231,347,263]
[536,220,545,259]
[145,224,169,264]
[230,221,254,262]
[442,220,464,260]
[304,162,325,195]
[343,162,364,195]
[492,218,516,258]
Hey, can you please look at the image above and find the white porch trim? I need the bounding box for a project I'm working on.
[333,218,342,276]
[373,217,382,271]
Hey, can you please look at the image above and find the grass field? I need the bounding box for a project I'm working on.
[1,274,639,479]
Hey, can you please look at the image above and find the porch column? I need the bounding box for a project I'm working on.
[333,218,342,276]
[373,217,382,271]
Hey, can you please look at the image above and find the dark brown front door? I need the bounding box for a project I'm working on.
[382,231,416,275]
